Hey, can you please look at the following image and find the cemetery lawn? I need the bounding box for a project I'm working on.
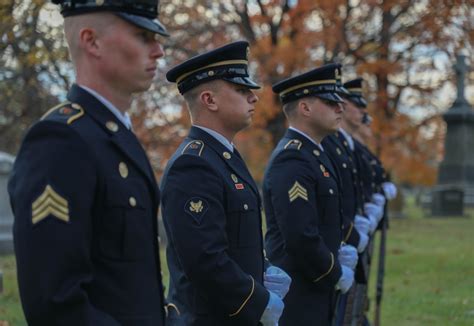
[1,198,473,325]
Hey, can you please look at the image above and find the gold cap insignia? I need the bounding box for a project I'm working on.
[223,152,232,159]
[231,174,239,183]
[31,185,70,225]
[288,181,308,202]
[119,162,129,178]
[208,70,215,77]
[106,121,119,132]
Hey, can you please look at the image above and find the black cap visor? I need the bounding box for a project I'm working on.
[337,85,351,96]
[223,76,261,90]
[347,95,367,108]
[315,92,345,103]
[116,12,169,36]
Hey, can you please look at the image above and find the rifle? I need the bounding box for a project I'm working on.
[374,209,388,326]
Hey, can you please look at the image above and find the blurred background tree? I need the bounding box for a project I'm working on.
[1,0,473,186]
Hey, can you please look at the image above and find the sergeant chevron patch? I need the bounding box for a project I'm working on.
[31,185,70,225]
[288,181,308,202]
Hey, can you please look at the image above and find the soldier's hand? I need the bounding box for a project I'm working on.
[364,202,383,222]
[260,291,284,326]
[354,214,370,235]
[338,245,358,270]
[264,266,292,299]
[371,193,386,207]
[357,232,369,253]
[382,182,397,200]
[336,265,354,294]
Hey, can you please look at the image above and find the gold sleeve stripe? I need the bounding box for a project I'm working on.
[31,185,70,225]
[229,276,255,317]
[32,185,67,209]
[343,222,354,243]
[40,102,72,120]
[176,60,249,84]
[313,253,335,283]
[32,207,70,225]
[32,197,69,217]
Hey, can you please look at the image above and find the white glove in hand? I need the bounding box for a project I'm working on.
[365,202,383,222]
[264,265,292,299]
[357,231,369,253]
[338,245,358,270]
[367,214,378,234]
[382,182,397,200]
[354,214,370,235]
[260,291,284,326]
[336,265,354,294]
[372,193,386,207]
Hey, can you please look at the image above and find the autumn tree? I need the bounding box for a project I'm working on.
[148,0,473,184]
[0,0,70,154]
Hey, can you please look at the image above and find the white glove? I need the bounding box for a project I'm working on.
[336,265,354,294]
[372,193,386,207]
[382,182,397,200]
[367,214,378,234]
[365,202,383,222]
[264,265,292,299]
[260,291,284,326]
[338,245,358,270]
[354,214,370,235]
[357,231,369,253]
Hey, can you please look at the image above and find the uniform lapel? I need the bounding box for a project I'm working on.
[188,127,259,196]
[67,85,157,190]
[285,129,338,178]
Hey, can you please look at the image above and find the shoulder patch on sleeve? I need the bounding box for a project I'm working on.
[284,139,302,150]
[181,140,205,156]
[41,102,84,125]
[184,197,208,224]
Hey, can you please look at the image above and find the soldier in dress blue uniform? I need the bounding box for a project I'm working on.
[162,41,291,326]
[263,64,358,326]
[321,68,370,326]
[8,1,169,325]
[338,78,397,325]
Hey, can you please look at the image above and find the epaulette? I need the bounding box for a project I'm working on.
[284,139,302,150]
[40,102,84,125]
[181,140,205,156]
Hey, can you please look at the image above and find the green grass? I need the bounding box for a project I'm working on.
[1,198,473,325]
[368,197,474,326]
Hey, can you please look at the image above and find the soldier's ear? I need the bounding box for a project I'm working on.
[79,27,101,58]
[298,100,311,117]
[199,90,218,112]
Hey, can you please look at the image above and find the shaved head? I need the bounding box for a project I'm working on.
[64,12,119,64]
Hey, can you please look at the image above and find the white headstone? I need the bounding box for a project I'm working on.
[0,152,15,254]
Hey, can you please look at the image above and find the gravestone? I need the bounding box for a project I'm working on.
[432,55,474,216]
[0,152,15,254]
